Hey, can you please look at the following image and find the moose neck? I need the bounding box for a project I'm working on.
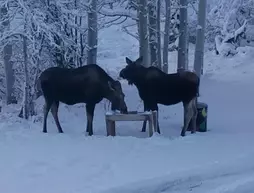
[129,69,147,87]
[105,93,114,103]
[104,85,115,103]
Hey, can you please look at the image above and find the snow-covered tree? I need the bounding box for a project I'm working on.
[0,4,16,104]
[148,0,157,67]
[162,0,171,73]
[87,0,98,64]
[156,0,162,70]
[138,0,149,66]
[177,0,188,71]
[0,0,115,119]
[193,0,207,77]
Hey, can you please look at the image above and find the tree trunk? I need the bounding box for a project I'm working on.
[138,0,149,67]
[177,0,188,72]
[22,33,29,119]
[87,0,98,65]
[19,34,45,118]
[185,17,189,70]
[193,0,207,77]
[79,16,84,66]
[156,0,162,70]
[19,16,35,119]
[148,0,157,67]
[162,0,171,73]
[74,0,79,67]
[1,5,17,104]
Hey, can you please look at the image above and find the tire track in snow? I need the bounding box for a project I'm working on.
[99,153,254,193]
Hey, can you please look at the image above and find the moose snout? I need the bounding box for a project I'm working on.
[121,103,128,114]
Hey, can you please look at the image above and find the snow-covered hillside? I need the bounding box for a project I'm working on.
[0,25,254,193]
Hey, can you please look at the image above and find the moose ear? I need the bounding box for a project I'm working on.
[135,56,143,65]
[108,81,115,91]
[125,57,133,65]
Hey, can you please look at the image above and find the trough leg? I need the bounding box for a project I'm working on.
[181,101,194,137]
[148,115,153,137]
[50,101,63,133]
[141,102,148,132]
[42,99,53,133]
[86,104,95,136]
[106,119,110,136]
[141,120,147,132]
[106,118,116,136]
[110,121,116,136]
[151,104,160,134]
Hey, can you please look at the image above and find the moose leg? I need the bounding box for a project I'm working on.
[86,104,95,133]
[141,101,148,132]
[86,119,89,133]
[50,101,63,133]
[86,103,95,136]
[42,99,53,133]
[181,100,194,137]
[190,98,198,134]
[155,110,160,134]
[141,121,147,132]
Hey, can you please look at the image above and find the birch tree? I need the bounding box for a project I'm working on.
[162,0,171,73]
[0,4,16,104]
[20,15,32,119]
[156,0,162,70]
[87,0,98,64]
[194,0,207,77]
[138,0,149,67]
[148,0,157,67]
[177,0,188,72]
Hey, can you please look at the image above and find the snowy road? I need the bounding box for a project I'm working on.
[101,154,254,193]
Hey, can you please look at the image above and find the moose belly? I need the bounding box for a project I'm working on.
[156,95,182,105]
[144,89,183,105]
[56,91,102,105]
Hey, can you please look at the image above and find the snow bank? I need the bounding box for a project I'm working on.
[204,46,254,83]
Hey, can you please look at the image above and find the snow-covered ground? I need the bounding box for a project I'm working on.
[0,25,254,193]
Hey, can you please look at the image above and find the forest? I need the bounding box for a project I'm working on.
[0,0,253,119]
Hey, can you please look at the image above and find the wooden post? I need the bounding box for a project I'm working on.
[106,119,116,136]
[148,113,153,137]
[152,111,158,133]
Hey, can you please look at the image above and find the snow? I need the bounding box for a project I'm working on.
[197,25,202,30]
[1,25,254,193]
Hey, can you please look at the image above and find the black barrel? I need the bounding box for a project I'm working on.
[187,102,208,132]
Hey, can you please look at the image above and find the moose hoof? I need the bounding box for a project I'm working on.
[42,130,47,133]
[181,132,186,137]
[59,131,64,133]
[191,131,196,134]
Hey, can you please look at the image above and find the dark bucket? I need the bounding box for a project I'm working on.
[187,102,208,132]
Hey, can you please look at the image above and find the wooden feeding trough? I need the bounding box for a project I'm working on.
[105,111,158,137]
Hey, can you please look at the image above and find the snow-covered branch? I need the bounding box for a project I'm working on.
[98,7,138,21]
